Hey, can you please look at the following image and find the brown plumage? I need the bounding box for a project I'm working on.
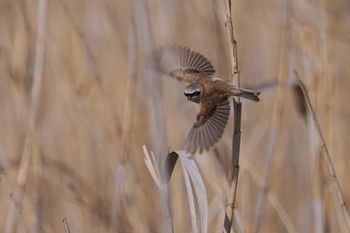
[155,45,260,154]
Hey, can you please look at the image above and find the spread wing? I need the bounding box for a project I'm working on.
[154,45,215,82]
[183,97,230,154]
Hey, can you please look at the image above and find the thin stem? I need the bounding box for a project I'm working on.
[294,70,350,232]
[62,218,71,233]
[223,0,240,88]
[223,0,242,232]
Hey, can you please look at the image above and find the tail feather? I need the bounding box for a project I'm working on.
[235,87,260,102]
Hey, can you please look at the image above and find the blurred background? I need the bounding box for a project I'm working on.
[0,0,350,232]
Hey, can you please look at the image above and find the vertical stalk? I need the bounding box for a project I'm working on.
[295,71,350,232]
[252,1,289,232]
[223,0,242,232]
[5,0,47,232]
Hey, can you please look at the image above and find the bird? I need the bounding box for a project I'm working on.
[154,45,260,154]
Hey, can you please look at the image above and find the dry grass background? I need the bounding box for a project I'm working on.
[0,0,350,232]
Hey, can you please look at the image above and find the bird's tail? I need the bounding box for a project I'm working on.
[233,87,260,102]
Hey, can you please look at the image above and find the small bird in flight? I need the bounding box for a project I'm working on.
[154,45,260,154]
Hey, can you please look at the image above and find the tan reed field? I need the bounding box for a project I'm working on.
[0,0,350,232]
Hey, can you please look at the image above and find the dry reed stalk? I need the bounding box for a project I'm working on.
[109,163,126,231]
[222,0,243,232]
[119,8,137,162]
[317,0,333,153]
[306,68,325,232]
[62,218,71,233]
[253,1,289,232]
[109,15,138,231]
[5,0,47,232]
[223,0,239,84]
[180,152,208,233]
[307,3,333,230]
[296,4,328,231]
[132,0,167,162]
[32,146,43,233]
[240,158,298,233]
[309,149,325,233]
[294,71,350,232]
[132,0,172,232]
[1,174,27,232]
[318,2,333,231]
[143,147,208,233]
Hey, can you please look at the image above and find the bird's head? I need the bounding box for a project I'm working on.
[184,83,202,104]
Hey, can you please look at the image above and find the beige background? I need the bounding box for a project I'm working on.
[0,0,349,232]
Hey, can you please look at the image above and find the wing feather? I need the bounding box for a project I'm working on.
[183,98,230,154]
[155,45,215,82]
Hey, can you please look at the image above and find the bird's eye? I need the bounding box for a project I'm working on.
[192,91,201,96]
